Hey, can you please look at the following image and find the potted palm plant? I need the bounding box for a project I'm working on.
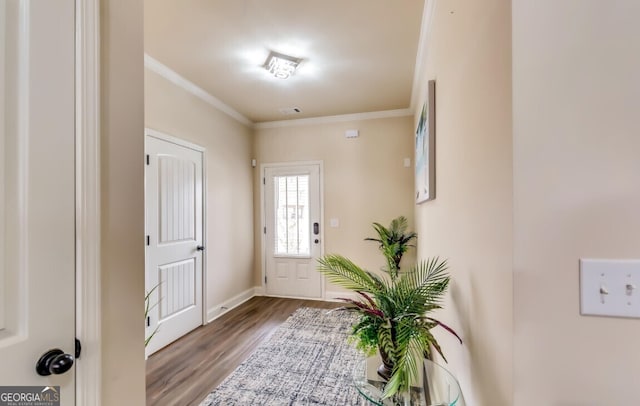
[318,216,461,398]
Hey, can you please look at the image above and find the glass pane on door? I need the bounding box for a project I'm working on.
[273,175,310,256]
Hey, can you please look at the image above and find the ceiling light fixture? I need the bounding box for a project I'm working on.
[264,51,302,79]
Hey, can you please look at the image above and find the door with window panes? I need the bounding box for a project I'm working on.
[264,164,322,298]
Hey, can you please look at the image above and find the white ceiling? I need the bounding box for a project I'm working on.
[144,0,426,124]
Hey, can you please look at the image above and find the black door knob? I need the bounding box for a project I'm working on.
[196,245,205,251]
[36,349,74,376]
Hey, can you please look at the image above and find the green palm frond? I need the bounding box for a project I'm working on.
[397,257,449,293]
[393,258,449,312]
[417,324,447,362]
[317,254,386,294]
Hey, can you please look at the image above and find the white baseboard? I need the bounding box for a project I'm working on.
[206,287,359,314]
[206,287,260,323]
[325,290,361,302]
[254,289,360,302]
[260,293,327,301]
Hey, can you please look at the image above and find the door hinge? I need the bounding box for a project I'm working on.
[146,154,150,165]
[75,338,82,359]
[263,226,266,234]
[263,177,265,185]
[146,316,151,327]
[265,275,267,284]
[146,235,150,246]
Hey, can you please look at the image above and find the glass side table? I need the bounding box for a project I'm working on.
[353,355,465,406]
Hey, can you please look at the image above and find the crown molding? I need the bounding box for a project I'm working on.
[410,0,437,112]
[144,54,253,127]
[254,108,413,130]
[145,15,432,133]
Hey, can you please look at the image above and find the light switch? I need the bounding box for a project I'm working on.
[580,259,640,318]
[330,218,339,228]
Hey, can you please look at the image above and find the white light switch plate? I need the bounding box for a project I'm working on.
[580,259,640,318]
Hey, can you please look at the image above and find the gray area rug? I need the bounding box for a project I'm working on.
[200,307,363,406]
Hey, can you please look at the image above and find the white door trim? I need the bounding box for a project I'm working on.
[75,0,101,404]
[260,161,325,299]
[146,128,206,156]
[144,128,208,328]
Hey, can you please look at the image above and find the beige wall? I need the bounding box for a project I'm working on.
[414,0,513,404]
[100,0,146,404]
[144,69,255,318]
[513,1,640,404]
[254,117,415,291]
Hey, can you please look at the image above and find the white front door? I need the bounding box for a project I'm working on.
[0,0,76,403]
[264,164,323,299]
[145,133,204,357]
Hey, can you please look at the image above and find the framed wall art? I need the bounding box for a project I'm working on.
[415,80,436,204]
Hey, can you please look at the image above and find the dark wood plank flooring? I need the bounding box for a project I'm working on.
[145,296,341,406]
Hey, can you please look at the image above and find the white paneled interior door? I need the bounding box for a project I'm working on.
[0,0,76,402]
[145,133,204,357]
[264,164,323,299]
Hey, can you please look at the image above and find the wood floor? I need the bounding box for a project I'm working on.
[145,296,341,406]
